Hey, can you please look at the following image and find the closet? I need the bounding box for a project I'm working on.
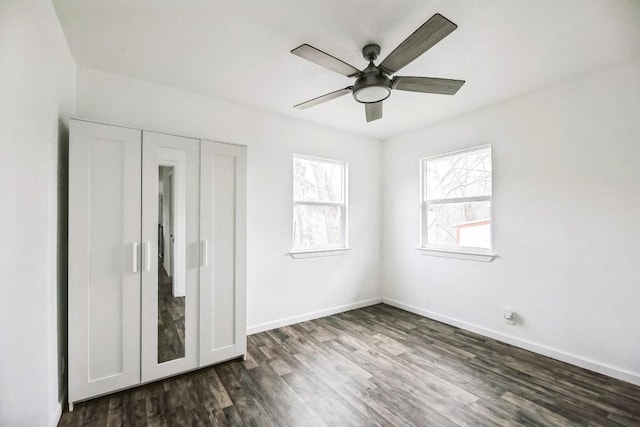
[68,119,246,408]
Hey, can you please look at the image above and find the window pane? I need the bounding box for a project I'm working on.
[425,147,491,200]
[425,201,491,249]
[293,205,343,249]
[294,157,343,203]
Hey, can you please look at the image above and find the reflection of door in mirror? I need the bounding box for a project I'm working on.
[157,165,185,363]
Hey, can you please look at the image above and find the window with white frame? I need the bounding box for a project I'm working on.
[421,145,492,252]
[292,154,347,251]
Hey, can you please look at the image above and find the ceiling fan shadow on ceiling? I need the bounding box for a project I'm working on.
[291,13,465,123]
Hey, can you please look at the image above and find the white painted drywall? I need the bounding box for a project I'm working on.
[0,1,76,426]
[75,67,383,332]
[382,59,640,384]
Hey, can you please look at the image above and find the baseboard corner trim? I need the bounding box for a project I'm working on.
[48,403,63,427]
[381,297,640,387]
[247,297,383,335]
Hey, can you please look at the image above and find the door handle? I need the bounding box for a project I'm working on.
[142,241,151,272]
[132,242,139,273]
[200,240,208,267]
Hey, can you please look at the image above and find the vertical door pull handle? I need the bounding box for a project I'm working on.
[200,240,208,267]
[132,242,139,273]
[143,241,151,272]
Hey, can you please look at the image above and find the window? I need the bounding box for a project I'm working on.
[420,145,492,253]
[292,154,347,252]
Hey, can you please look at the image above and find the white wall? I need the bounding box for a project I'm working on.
[3,10,635,425]
[0,1,76,426]
[75,67,383,332]
[382,59,640,385]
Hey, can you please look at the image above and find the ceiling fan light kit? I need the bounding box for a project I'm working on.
[352,44,392,104]
[353,85,391,103]
[291,13,465,123]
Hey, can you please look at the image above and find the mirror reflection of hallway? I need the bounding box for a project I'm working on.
[157,165,185,363]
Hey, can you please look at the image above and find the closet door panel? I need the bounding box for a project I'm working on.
[141,131,200,382]
[200,141,247,365]
[68,120,142,403]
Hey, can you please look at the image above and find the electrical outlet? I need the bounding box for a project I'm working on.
[504,309,516,325]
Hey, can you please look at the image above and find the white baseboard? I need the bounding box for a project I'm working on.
[247,297,382,335]
[48,404,62,427]
[382,297,640,387]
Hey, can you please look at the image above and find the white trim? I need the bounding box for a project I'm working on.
[422,143,492,162]
[381,297,640,387]
[425,195,491,204]
[289,247,351,258]
[293,200,344,207]
[419,145,493,252]
[293,152,347,166]
[47,404,62,427]
[343,161,349,249]
[417,247,496,262]
[292,154,348,251]
[247,297,382,335]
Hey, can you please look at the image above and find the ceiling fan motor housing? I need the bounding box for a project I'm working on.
[353,67,391,104]
[352,72,392,103]
[353,43,392,104]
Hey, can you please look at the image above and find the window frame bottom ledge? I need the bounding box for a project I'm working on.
[417,247,496,262]
[289,248,352,259]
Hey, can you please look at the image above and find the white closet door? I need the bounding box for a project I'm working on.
[199,140,247,366]
[68,120,142,403]
[141,131,199,382]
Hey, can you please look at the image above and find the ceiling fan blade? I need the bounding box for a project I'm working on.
[380,14,457,75]
[365,102,383,122]
[291,44,361,77]
[393,76,465,95]
[294,87,352,110]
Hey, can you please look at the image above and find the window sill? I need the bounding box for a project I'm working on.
[289,248,351,259]
[417,247,496,262]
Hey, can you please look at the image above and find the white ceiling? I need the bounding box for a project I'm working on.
[53,0,640,139]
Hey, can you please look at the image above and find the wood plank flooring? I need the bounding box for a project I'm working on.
[59,304,640,426]
[157,263,185,363]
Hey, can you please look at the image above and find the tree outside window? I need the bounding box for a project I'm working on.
[292,155,347,251]
[421,145,492,251]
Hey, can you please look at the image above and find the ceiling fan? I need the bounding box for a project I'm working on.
[291,13,465,122]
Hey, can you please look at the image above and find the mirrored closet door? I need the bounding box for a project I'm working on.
[141,131,199,382]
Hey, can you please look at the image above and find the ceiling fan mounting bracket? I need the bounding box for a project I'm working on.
[362,44,381,62]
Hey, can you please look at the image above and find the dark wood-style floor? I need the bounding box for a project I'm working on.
[158,262,185,363]
[59,304,640,426]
